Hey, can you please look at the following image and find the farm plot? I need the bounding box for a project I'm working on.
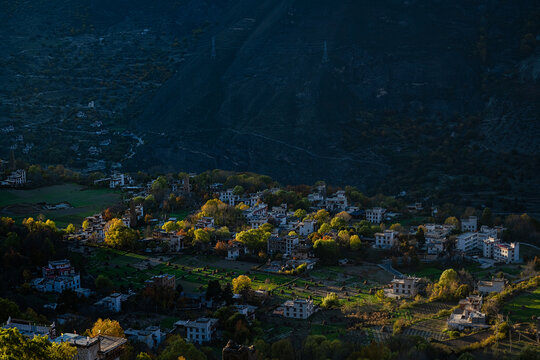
[0,183,120,227]
[410,301,454,316]
[403,318,449,341]
[85,247,293,293]
[503,287,540,323]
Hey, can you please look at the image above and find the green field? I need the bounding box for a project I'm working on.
[0,183,121,227]
[503,287,540,323]
[86,247,294,294]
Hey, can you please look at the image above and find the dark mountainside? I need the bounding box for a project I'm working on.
[130,0,540,202]
[1,0,540,210]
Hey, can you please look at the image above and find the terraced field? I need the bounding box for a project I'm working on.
[503,287,540,323]
[403,319,448,341]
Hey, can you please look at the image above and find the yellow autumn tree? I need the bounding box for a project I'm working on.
[89,318,125,337]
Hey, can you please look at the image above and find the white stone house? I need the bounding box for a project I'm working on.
[175,318,218,344]
[235,304,257,322]
[447,295,488,331]
[461,216,478,232]
[456,232,479,254]
[477,279,505,294]
[227,242,247,260]
[366,207,386,224]
[195,217,215,229]
[282,299,315,319]
[374,230,399,249]
[3,169,26,186]
[296,219,316,236]
[219,189,240,206]
[125,326,163,349]
[386,277,420,298]
[325,190,348,211]
[94,293,122,313]
[494,242,519,263]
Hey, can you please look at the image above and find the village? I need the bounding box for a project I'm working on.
[0,169,539,360]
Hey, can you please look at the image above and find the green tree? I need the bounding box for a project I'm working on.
[136,353,153,360]
[330,216,347,230]
[65,224,76,234]
[271,338,294,360]
[193,229,211,246]
[313,238,339,264]
[104,218,138,249]
[317,223,331,235]
[162,221,180,232]
[302,335,343,360]
[313,237,339,262]
[232,185,245,195]
[480,208,493,227]
[151,176,168,192]
[294,209,307,219]
[389,223,403,233]
[235,229,270,252]
[444,217,459,228]
[94,274,114,292]
[82,219,90,231]
[158,335,206,360]
[415,227,426,247]
[454,284,470,299]
[0,328,76,360]
[0,297,20,323]
[375,289,386,302]
[314,209,330,224]
[457,353,476,360]
[321,293,340,309]
[350,235,362,250]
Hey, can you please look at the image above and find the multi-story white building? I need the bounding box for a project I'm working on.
[175,318,218,344]
[3,317,56,339]
[125,326,163,349]
[325,190,348,212]
[426,238,445,255]
[3,169,26,186]
[456,232,479,254]
[366,208,386,224]
[282,299,315,319]
[32,260,81,293]
[494,242,519,264]
[482,237,498,258]
[459,232,519,263]
[54,333,127,360]
[94,293,122,313]
[461,216,478,232]
[234,304,258,322]
[267,235,300,256]
[387,277,420,298]
[307,192,324,206]
[109,173,133,188]
[271,204,287,217]
[296,219,316,236]
[447,295,488,331]
[219,189,240,206]
[226,241,247,260]
[195,217,215,229]
[374,230,399,249]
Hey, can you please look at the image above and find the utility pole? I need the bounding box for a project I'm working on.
[322,40,328,63]
[211,36,216,59]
